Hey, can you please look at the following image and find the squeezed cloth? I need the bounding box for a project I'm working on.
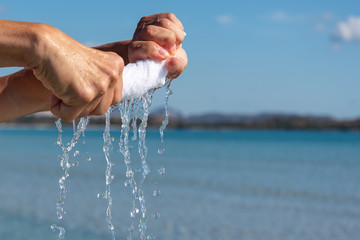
[121,60,168,100]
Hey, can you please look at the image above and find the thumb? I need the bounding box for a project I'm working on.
[50,94,80,122]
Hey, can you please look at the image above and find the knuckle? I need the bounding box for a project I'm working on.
[144,25,155,37]
[165,32,176,45]
[128,42,142,62]
[109,57,124,80]
[128,41,142,53]
[139,16,147,24]
[158,18,171,28]
[137,17,148,29]
[165,12,176,20]
[95,79,108,94]
[115,55,124,68]
[78,88,94,104]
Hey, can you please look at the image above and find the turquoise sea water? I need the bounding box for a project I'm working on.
[0,127,359,240]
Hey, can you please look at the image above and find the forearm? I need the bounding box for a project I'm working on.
[0,20,46,68]
[0,69,50,122]
[0,38,127,122]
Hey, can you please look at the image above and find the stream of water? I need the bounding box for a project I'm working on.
[52,80,172,240]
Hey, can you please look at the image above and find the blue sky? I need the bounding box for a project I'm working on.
[1,0,360,119]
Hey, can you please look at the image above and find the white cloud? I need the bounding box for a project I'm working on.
[331,16,360,42]
[267,10,305,23]
[216,15,235,25]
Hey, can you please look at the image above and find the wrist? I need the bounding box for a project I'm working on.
[26,22,55,69]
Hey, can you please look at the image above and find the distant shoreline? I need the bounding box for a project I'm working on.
[2,112,360,131]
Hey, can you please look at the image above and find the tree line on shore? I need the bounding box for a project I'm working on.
[3,111,360,131]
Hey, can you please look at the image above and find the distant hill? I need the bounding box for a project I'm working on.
[2,109,360,131]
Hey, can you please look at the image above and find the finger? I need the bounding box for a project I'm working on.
[143,13,184,31]
[128,41,170,63]
[165,57,185,79]
[134,25,176,54]
[50,98,82,122]
[86,91,114,116]
[165,48,188,79]
[150,18,186,45]
[112,77,123,104]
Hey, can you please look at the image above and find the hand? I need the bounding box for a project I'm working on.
[32,24,124,121]
[129,13,188,79]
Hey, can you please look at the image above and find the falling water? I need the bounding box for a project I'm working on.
[159,79,173,145]
[52,117,89,240]
[118,90,156,240]
[53,79,172,240]
[97,106,116,240]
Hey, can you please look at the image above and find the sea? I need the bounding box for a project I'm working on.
[0,126,359,240]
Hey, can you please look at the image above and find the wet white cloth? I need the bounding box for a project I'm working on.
[121,60,168,100]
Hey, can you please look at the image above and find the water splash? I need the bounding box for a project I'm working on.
[53,117,89,239]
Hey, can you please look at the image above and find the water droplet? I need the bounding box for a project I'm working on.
[72,161,79,167]
[126,170,134,178]
[87,156,92,161]
[152,212,160,220]
[59,176,66,185]
[158,166,165,175]
[108,223,115,231]
[97,193,105,199]
[157,148,165,155]
[124,179,131,187]
[111,137,115,142]
[66,162,71,169]
[129,224,135,233]
[130,210,136,218]
[73,150,80,157]
[147,233,156,240]
[153,189,161,197]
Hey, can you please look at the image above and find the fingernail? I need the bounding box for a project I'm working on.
[158,47,170,58]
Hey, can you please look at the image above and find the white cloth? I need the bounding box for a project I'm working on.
[121,60,168,100]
